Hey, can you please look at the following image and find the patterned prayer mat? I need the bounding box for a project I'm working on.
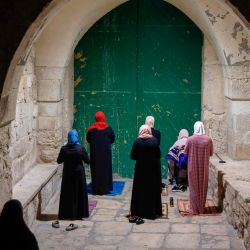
[177,199,219,216]
[89,199,97,214]
[87,181,125,196]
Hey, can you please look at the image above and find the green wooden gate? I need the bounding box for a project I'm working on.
[73,0,202,178]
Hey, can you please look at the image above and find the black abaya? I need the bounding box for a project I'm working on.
[130,137,162,219]
[57,143,90,220]
[151,127,163,191]
[87,127,115,195]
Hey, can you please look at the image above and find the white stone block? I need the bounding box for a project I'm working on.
[38,116,56,130]
[35,66,65,80]
[37,79,63,101]
[38,102,62,117]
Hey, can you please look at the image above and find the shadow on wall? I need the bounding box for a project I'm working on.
[0,0,52,95]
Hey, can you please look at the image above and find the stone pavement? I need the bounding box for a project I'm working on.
[32,180,246,250]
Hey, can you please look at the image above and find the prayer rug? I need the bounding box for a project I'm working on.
[89,199,97,214]
[161,203,168,219]
[177,199,219,216]
[87,181,125,196]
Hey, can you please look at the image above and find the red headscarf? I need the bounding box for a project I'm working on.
[87,111,109,131]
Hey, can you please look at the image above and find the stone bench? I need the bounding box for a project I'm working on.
[209,156,250,249]
[13,164,61,226]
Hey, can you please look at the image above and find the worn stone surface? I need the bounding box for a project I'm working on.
[31,180,246,250]
[62,56,74,141]
[202,38,227,155]
[8,50,38,185]
[0,0,250,248]
[0,124,12,210]
[164,233,200,249]
[209,156,250,249]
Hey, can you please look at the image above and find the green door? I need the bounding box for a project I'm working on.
[73,0,202,178]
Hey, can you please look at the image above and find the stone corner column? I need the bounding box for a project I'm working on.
[224,62,250,160]
[36,66,65,163]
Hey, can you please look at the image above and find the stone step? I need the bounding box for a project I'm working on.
[13,164,61,226]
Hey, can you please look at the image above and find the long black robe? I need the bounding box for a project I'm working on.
[151,128,161,145]
[130,137,162,219]
[57,143,90,220]
[87,127,115,195]
[151,127,163,191]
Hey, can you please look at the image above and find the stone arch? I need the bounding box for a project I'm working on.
[34,0,250,161]
[1,0,249,125]
[0,0,249,207]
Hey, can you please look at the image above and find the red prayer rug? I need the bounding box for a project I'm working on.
[177,199,219,216]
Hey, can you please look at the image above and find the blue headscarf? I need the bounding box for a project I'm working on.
[67,130,80,145]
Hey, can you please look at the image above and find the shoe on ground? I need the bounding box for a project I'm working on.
[171,185,180,192]
[180,185,187,192]
[136,217,144,225]
[66,223,78,231]
[52,220,60,228]
[168,179,174,185]
[128,216,138,223]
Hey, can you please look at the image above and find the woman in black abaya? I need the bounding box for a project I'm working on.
[56,130,90,229]
[0,199,39,250]
[129,124,162,224]
[87,111,115,195]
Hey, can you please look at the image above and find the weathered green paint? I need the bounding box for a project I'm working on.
[73,0,202,178]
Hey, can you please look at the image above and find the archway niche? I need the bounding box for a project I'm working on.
[0,0,249,222]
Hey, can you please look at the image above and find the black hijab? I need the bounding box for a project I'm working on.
[0,199,39,250]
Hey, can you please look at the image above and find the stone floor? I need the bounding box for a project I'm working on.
[32,180,246,250]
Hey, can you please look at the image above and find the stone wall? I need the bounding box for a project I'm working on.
[36,65,64,163]
[202,38,227,154]
[62,56,74,142]
[209,157,250,249]
[0,49,38,209]
[9,49,38,185]
[0,124,12,210]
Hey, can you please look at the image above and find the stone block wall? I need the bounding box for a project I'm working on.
[22,167,61,227]
[9,49,38,185]
[209,157,250,249]
[36,66,65,163]
[202,38,227,154]
[62,56,74,142]
[0,125,13,210]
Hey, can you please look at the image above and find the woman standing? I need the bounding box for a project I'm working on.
[184,121,213,214]
[87,111,115,195]
[145,115,163,190]
[129,124,162,224]
[57,130,90,224]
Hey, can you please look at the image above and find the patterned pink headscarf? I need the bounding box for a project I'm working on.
[138,124,153,139]
[178,129,189,140]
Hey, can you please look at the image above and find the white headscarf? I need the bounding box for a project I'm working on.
[193,121,205,135]
[145,116,154,128]
[138,124,153,139]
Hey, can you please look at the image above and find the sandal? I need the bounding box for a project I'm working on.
[52,220,60,228]
[66,223,78,231]
[136,217,144,225]
[128,216,138,223]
